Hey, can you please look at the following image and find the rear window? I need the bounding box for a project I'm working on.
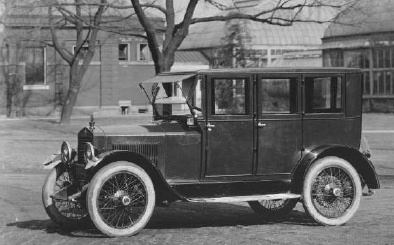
[305,76,342,113]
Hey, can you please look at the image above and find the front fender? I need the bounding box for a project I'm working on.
[86,150,185,203]
[292,145,380,193]
[42,153,62,169]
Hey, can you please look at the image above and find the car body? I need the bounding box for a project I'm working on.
[42,67,380,237]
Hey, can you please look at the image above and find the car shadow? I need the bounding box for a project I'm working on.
[6,202,317,238]
[146,202,318,229]
[6,219,105,238]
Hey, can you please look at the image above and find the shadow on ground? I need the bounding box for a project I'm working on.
[6,202,317,238]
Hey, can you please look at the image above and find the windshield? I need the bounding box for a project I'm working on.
[139,73,202,121]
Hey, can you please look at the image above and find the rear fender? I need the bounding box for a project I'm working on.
[86,150,184,203]
[292,145,380,193]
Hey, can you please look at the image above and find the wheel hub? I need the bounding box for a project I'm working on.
[324,184,342,197]
[121,195,131,206]
[113,190,132,206]
[332,188,342,197]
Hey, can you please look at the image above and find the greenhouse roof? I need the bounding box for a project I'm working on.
[324,0,394,39]
[180,20,326,50]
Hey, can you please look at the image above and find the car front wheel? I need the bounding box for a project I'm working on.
[86,161,155,237]
[42,166,90,228]
[302,156,362,226]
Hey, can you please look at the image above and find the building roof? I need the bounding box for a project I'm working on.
[323,0,394,39]
[174,51,209,65]
[179,0,331,50]
[271,50,322,67]
[180,19,326,50]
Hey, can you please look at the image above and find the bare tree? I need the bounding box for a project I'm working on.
[0,1,31,118]
[129,0,356,74]
[2,0,356,122]
[46,0,107,124]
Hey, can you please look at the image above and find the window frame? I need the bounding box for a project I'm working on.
[23,46,48,90]
[303,75,345,114]
[207,75,253,119]
[118,43,130,62]
[137,43,151,62]
[71,44,101,65]
[211,77,250,116]
[259,77,298,115]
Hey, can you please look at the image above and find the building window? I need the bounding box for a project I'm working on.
[73,45,89,61]
[137,43,151,61]
[72,44,100,63]
[323,49,344,67]
[119,43,129,61]
[23,47,48,90]
[325,47,394,96]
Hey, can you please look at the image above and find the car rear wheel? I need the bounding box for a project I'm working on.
[42,166,90,228]
[248,199,298,217]
[302,156,362,226]
[86,161,155,237]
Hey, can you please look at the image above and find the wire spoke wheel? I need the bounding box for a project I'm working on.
[248,198,298,217]
[98,172,148,229]
[303,157,362,226]
[42,167,90,228]
[87,161,155,237]
[53,171,88,220]
[311,167,354,218]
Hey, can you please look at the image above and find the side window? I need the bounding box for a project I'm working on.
[261,78,297,114]
[212,78,249,115]
[305,76,342,113]
[194,78,202,109]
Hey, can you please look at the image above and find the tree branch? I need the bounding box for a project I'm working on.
[48,4,73,64]
[130,0,162,73]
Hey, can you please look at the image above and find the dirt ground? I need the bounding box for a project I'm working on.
[0,114,393,244]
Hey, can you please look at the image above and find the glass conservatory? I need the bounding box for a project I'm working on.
[322,0,394,111]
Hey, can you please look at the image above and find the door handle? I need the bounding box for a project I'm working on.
[207,123,215,131]
[257,122,267,128]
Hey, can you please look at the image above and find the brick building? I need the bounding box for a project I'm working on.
[0,7,208,117]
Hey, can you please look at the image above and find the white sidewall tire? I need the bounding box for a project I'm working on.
[302,156,362,226]
[42,167,90,228]
[87,161,156,237]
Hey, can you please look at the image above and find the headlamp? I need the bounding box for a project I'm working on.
[84,142,95,161]
[61,141,72,163]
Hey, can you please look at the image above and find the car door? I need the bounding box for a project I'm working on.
[204,74,254,177]
[256,74,302,176]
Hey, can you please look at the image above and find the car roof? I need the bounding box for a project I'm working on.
[160,67,361,76]
[140,67,361,84]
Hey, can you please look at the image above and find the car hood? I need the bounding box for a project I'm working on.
[94,122,195,137]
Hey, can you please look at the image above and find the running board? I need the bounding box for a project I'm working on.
[187,193,301,203]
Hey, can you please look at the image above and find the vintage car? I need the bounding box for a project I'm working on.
[42,68,380,237]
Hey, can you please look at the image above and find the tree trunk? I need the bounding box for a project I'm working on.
[5,81,13,118]
[60,87,79,124]
[60,67,81,124]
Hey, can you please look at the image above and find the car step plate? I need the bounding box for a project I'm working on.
[188,193,301,203]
